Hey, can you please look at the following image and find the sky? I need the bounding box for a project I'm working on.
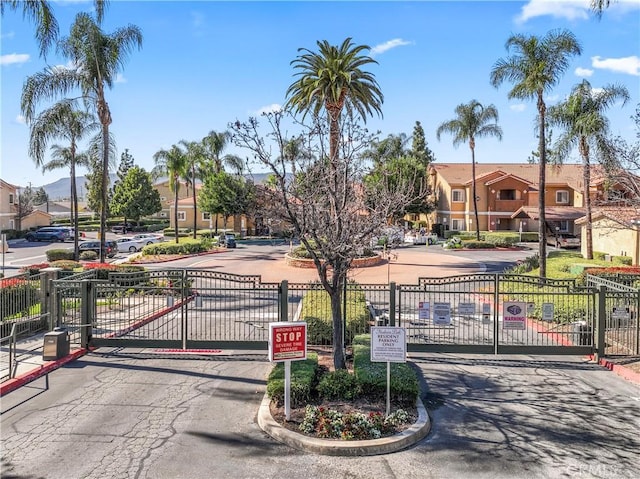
[1,0,639,188]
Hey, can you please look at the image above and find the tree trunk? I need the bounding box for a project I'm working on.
[173,182,180,244]
[192,168,198,239]
[330,287,347,370]
[99,122,109,263]
[470,141,480,241]
[537,92,547,279]
[581,139,593,259]
[71,160,79,261]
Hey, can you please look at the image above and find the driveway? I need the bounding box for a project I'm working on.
[1,351,638,478]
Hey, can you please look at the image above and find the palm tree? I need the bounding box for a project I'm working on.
[436,100,502,241]
[490,29,582,278]
[28,100,98,258]
[179,140,206,239]
[201,130,244,174]
[285,37,383,165]
[152,145,188,244]
[21,12,142,262]
[201,130,244,233]
[43,146,91,253]
[548,79,630,259]
[1,0,107,57]
[285,38,383,371]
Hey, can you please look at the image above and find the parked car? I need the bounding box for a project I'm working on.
[218,233,237,248]
[547,233,581,249]
[78,240,118,258]
[25,227,71,242]
[131,233,165,245]
[115,236,147,253]
[111,223,135,234]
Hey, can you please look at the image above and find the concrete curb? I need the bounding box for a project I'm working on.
[0,348,87,397]
[257,393,431,456]
[589,355,640,384]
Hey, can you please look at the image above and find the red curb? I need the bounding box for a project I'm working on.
[0,348,87,397]
[153,349,223,354]
[589,355,640,385]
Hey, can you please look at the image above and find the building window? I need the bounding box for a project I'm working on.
[451,219,464,231]
[559,220,569,232]
[9,193,14,204]
[177,211,186,221]
[556,190,569,204]
[202,212,211,221]
[498,189,516,200]
[452,189,465,202]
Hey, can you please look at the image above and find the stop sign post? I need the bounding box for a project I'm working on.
[269,322,307,420]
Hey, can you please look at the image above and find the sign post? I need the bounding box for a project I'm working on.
[268,322,307,420]
[370,326,406,416]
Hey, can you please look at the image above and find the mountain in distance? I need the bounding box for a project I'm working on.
[35,172,275,200]
[29,174,117,201]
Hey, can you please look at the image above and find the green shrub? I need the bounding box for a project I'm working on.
[46,249,75,261]
[317,369,360,400]
[300,287,370,345]
[519,232,539,242]
[613,256,633,266]
[462,240,495,249]
[1,229,20,240]
[266,353,319,407]
[352,335,419,406]
[79,250,98,261]
[50,260,82,271]
[142,240,207,256]
[484,232,519,247]
[593,251,607,261]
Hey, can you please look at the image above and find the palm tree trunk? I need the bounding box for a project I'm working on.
[470,142,480,241]
[581,140,593,259]
[71,159,79,261]
[192,168,198,240]
[173,179,180,244]
[100,123,109,263]
[537,93,547,278]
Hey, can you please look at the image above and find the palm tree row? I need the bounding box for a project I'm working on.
[151,130,243,243]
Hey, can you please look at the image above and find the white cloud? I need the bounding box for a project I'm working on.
[591,55,640,76]
[516,0,590,24]
[114,73,127,83]
[15,115,26,125]
[510,104,527,112]
[1,53,30,66]
[575,67,594,77]
[1,31,15,39]
[254,104,282,115]
[371,38,413,56]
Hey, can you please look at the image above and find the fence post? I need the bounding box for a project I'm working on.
[280,280,288,322]
[80,280,93,349]
[40,267,61,330]
[595,285,607,362]
[494,274,500,355]
[389,282,396,326]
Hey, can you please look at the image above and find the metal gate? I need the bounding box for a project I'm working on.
[50,269,638,357]
[398,274,597,355]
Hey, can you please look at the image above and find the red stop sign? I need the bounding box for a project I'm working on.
[269,322,307,362]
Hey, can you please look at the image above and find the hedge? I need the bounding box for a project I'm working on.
[46,249,75,261]
[142,240,208,256]
[352,334,419,405]
[266,353,319,407]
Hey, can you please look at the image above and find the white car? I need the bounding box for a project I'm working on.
[131,233,165,245]
[115,236,148,253]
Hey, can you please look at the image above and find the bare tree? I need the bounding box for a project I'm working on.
[231,110,426,370]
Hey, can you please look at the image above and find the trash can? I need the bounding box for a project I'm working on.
[573,321,592,346]
[43,327,70,361]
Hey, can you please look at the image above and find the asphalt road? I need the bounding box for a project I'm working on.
[1,351,638,479]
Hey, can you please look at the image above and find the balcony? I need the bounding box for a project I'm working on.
[494,199,526,211]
